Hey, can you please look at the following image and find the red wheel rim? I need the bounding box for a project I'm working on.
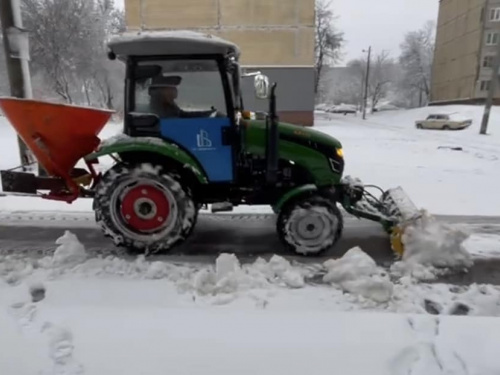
[120,184,171,232]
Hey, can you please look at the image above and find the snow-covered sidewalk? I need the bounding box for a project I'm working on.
[1,232,500,374]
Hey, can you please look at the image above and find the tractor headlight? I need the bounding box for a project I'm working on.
[336,148,344,158]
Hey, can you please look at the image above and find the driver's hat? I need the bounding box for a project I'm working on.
[150,75,182,88]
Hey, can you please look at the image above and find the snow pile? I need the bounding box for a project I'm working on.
[322,247,394,303]
[190,254,305,300]
[0,255,36,286]
[391,212,473,280]
[51,231,87,267]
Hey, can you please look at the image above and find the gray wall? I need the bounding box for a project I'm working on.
[241,67,315,112]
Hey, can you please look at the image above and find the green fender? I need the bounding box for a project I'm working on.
[85,139,208,184]
[272,184,318,213]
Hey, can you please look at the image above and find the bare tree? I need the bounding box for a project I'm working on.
[399,20,435,107]
[367,51,395,111]
[315,0,343,95]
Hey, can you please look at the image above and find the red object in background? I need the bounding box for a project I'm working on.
[0,97,113,177]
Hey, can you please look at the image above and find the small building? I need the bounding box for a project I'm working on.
[123,0,316,125]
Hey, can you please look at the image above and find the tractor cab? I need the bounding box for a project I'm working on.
[108,31,271,184]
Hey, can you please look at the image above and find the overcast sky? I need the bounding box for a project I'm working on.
[113,0,439,65]
[333,0,439,64]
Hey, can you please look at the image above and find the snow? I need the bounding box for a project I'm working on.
[111,29,236,47]
[323,247,394,303]
[400,212,473,270]
[1,233,500,374]
[98,133,172,149]
[0,232,500,373]
[316,104,500,216]
[51,231,87,267]
[464,233,500,259]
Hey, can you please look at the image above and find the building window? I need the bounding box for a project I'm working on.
[480,80,491,91]
[486,32,499,45]
[490,8,500,21]
[483,55,495,67]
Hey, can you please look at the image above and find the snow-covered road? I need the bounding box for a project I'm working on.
[0,210,499,285]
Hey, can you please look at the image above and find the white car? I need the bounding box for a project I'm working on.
[327,103,357,115]
[415,113,473,130]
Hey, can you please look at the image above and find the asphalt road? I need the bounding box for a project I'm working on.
[0,211,499,285]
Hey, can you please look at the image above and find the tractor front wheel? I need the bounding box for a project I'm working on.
[93,163,197,253]
[277,195,343,256]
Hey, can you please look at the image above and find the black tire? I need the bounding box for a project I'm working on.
[277,195,344,256]
[93,162,197,254]
[443,125,450,130]
[416,124,423,129]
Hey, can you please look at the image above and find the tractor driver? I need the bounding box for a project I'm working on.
[148,75,216,119]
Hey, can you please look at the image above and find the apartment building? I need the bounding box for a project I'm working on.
[431,0,500,104]
[123,0,316,125]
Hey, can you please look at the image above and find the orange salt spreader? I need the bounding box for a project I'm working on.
[0,97,114,203]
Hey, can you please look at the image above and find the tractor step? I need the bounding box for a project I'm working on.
[211,202,234,213]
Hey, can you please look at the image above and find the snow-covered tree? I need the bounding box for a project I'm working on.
[336,52,396,111]
[399,20,435,107]
[367,51,396,111]
[334,60,365,108]
[315,0,344,96]
[20,0,125,108]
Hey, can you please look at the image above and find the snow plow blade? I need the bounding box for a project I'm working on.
[0,97,113,177]
[339,177,422,256]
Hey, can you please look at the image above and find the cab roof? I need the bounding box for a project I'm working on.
[108,30,241,60]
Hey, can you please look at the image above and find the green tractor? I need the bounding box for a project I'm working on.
[0,31,418,256]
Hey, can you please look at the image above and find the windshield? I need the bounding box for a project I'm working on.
[133,59,228,117]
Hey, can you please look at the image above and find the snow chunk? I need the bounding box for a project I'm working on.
[190,254,305,300]
[323,247,394,303]
[51,231,87,267]
[0,256,35,285]
[397,212,473,273]
[341,175,364,189]
[216,253,240,282]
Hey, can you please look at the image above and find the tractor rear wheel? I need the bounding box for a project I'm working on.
[277,195,343,256]
[93,163,197,254]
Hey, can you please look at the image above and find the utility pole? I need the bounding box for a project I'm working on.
[0,0,37,171]
[362,46,372,120]
[480,34,500,135]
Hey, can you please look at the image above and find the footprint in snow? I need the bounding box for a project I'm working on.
[6,283,85,374]
[40,323,85,375]
[389,317,469,375]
